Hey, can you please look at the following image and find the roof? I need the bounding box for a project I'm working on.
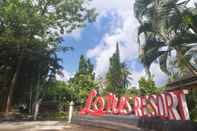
[166,76,197,91]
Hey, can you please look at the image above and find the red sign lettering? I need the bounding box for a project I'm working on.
[80,89,190,120]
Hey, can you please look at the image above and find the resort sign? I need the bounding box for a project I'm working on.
[80,89,190,120]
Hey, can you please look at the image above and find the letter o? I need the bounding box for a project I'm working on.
[93,96,105,113]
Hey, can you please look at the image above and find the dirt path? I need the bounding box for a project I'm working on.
[0,121,115,131]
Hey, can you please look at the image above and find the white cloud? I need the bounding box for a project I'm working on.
[64,29,81,40]
[150,63,168,86]
[187,0,196,7]
[61,0,132,40]
[87,0,139,77]
[63,0,133,39]
[87,0,168,87]
[130,63,168,88]
[56,69,70,82]
[130,70,146,88]
[91,0,131,13]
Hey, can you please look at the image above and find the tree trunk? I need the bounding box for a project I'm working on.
[33,73,41,121]
[28,85,33,113]
[185,62,197,76]
[4,72,17,114]
[0,94,6,112]
[145,67,151,79]
[33,99,42,121]
[4,51,23,115]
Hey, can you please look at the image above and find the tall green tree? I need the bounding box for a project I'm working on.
[121,63,132,89]
[0,0,97,115]
[69,55,95,104]
[106,43,131,95]
[44,81,76,112]
[138,77,158,95]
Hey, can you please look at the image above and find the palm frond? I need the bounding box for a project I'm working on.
[159,52,170,74]
[141,36,166,69]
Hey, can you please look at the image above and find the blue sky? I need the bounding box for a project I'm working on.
[57,0,168,87]
[58,12,114,73]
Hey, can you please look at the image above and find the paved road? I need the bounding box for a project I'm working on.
[0,121,115,131]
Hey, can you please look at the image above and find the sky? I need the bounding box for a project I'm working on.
[57,0,169,87]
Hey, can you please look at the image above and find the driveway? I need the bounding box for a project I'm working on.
[0,121,115,131]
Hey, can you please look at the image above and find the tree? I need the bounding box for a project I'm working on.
[134,0,197,77]
[138,77,158,95]
[0,0,97,115]
[106,43,131,95]
[121,63,132,89]
[187,89,197,122]
[69,55,96,105]
[44,81,76,112]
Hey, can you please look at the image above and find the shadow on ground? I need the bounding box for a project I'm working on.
[0,121,115,131]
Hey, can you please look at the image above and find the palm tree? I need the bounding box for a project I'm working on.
[134,0,197,77]
[121,63,132,88]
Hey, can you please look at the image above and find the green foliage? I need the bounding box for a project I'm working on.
[187,89,197,122]
[106,44,122,93]
[106,43,131,96]
[0,0,97,113]
[45,81,76,104]
[69,55,96,104]
[123,88,140,106]
[40,111,68,120]
[43,80,77,115]
[134,0,197,77]
[134,0,197,121]
[138,77,158,95]
[54,111,67,120]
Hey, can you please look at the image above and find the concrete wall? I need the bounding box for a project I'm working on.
[72,115,197,131]
[138,117,197,131]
